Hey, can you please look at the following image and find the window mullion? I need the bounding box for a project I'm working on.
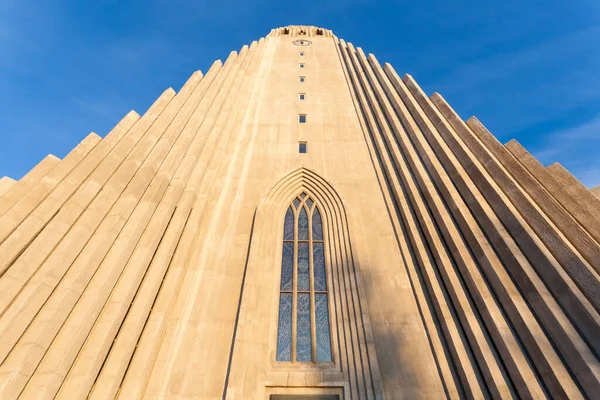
[292,207,298,363]
[309,207,317,363]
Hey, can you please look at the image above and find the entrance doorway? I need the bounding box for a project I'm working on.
[270,396,340,400]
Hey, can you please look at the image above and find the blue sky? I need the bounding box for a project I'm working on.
[1,0,599,187]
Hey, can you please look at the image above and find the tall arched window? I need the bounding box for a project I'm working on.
[276,192,332,363]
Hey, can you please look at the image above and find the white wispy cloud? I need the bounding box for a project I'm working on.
[533,114,600,158]
[433,24,600,133]
[430,22,600,188]
[72,96,120,122]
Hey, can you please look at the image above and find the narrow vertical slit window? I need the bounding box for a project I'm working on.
[298,114,307,124]
[299,76,305,83]
[299,142,307,153]
[299,93,306,100]
[276,195,332,363]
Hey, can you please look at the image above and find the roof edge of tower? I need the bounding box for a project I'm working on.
[267,25,333,38]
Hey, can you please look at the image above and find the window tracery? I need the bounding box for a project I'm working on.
[276,193,332,363]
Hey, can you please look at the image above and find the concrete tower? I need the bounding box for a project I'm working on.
[0,25,599,399]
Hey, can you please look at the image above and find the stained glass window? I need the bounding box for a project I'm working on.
[281,242,294,291]
[296,293,312,361]
[276,194,332,363]
[297,242,310,291]
[276,293,293,361]
[313,243,326,291]
[298,207,308,240]
[312,208,322,240]
[315,293,332,362]
[284,207,294,240]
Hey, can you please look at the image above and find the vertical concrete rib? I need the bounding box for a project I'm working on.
[81,58,227,400]
[0,112,139,260]
[338,38,432,399]
[504,139,600,244]
[334,36,392,400]
[454,114,600,272]
[142,40,265,399]
[401,73,600,316]
[57,57,227,399]
[48,65,227,399]
[9,70,214,400]
[341,41,474,397]
[0,113,140,286]
[340,39,490,399]
[0,99,169,351]
[0,77,200,397]
[0,135,102,222]
[546,163,600,213]
[385,69,600,393]
[407,89,600,315]
[364,52,583,399]
[340,36,461,399]
[117,42,257,398]
[0,133,107,226]
[414,85,600,312]
[0,177,16,197]
[421,97,599,396]
[408,71,600,394]
[0,154,61,216]
[358,48,549,399]
[10,57,213,398]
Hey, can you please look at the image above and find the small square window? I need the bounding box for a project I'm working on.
[299,114,307,123]
[299,63,305,68]
[299,76,305,83]
[299,52,305,56]
[299,93,306,100]
[299,142,307,153]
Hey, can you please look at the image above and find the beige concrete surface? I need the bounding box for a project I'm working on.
[0,177,16,197]
[0,154,60,216]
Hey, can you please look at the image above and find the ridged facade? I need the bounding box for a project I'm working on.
[0,25,599,399]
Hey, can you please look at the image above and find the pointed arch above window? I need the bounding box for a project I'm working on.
[225,167,382,396]
[276,193,332,363]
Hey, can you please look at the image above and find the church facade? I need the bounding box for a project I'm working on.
[0,25,599,399]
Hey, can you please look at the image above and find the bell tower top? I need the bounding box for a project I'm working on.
[267,25,333,38]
